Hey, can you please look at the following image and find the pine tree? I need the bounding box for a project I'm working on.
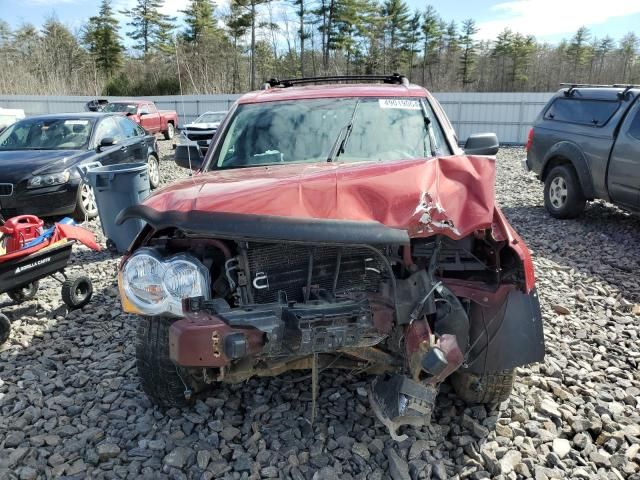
[566,26,591,81]
[291,0,309,75]
[83,0,123,76]
[232,0,270,90]
[182,0,217,44]
[458,18,477,86]
[382,0,411,73]
[421,5,441,86]
[121,0,176,57]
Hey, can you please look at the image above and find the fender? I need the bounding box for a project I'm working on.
[541,141,596,199]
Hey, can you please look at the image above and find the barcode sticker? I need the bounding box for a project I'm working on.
[378,99,421,110]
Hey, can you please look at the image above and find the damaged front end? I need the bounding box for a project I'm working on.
[117,198,544,439]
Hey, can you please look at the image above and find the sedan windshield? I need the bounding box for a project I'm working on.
[103,103,137,114]
[196,112,226,124]
[211,97,449,169]
[0,118,94,151]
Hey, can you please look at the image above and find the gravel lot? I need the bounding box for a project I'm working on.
[1,142,639,480]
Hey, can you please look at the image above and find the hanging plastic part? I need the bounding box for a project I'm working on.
[369,374,438,441]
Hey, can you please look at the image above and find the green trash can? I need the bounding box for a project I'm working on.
[86,163,150,252]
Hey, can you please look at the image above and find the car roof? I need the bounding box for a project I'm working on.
[237,83,429,104]
[108,100,149,105]
[16,113,118,121]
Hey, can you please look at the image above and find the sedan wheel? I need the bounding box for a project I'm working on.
[148,156,161,189]
[73,182,98,222]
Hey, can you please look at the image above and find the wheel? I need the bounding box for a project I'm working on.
[73,182,98,222]
[0,313,10,345]
[136,316,207,407]
[147,155,161,189]
[7,281,39,303]
[163,123,175,140]
[544,165,586,219]
[61,275,93,309]
[450,369,515,404]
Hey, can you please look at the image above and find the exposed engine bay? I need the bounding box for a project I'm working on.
[120,222,542,439]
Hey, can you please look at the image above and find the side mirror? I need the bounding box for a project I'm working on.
[464,133,499,156]
[175,147,204,170]
[98,137,116,151]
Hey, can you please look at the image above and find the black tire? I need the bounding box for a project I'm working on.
[147,155,161,189]
[61,275,93,309]
[7,281,39,303]
[136,316,207,408]
[163,122,175,140]
[450,369,515,404]
[0,313,10,345]
[72,182,99,222]
[544,165,586,219]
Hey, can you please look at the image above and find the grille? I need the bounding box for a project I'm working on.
[186,131,215,142]
[0,184,13,196]
[246,243,384,304]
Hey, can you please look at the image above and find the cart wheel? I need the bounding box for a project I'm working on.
[0,313,10,345]
[106,239,117,253]
[61,275,93,309]
[7,281,39,303]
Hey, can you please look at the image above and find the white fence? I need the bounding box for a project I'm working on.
[0,91,555,144]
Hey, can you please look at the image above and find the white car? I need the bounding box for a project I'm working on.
[0,108,25,133]
[174,111,228,169]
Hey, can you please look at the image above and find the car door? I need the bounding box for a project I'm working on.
[139,103,161,133]
[117,116,148,162]
[93,116,127,165]
[608,101,640,208]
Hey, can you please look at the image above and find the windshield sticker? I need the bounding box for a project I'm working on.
[379,99,421,110]
[64,120,89,125]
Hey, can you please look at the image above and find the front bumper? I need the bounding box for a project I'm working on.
[0,180,78,218]
[168,295,391,367]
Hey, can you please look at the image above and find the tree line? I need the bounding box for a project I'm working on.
[0,0,639,96]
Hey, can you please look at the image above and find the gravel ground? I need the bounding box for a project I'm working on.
[0,142,639,480]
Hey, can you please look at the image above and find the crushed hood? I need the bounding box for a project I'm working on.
[144,156,497,239]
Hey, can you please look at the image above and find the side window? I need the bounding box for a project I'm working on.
[544,98,620,126]
[94,117,124,144]
[139,104,150,115]
[627,108,640,141]
[119,117,141,138]
[145,103,158,114]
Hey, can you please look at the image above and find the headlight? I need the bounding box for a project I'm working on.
[28,170,70,188]
[121,248,210,316]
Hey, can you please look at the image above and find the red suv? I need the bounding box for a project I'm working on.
[117,75,544,439]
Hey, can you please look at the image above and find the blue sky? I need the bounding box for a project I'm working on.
[1,0,639,45]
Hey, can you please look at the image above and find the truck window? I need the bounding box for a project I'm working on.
[544,98,620,127]
[628,109,640,141]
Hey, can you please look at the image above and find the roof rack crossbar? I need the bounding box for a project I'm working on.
[560,83,640,98]
[263,74,409,89]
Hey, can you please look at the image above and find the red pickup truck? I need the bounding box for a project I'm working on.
[103,100,178,140]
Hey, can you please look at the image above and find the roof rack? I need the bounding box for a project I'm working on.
[560,83,640,99]
[262,73,409,89]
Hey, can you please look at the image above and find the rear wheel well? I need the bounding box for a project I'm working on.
[541,156,572,181]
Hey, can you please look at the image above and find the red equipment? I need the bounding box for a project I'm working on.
[0,215,44,254]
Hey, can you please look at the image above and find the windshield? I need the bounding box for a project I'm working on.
[210,97,449,169]
[103,103,137,114]
[0,118,94,151]
[196,112,226,124]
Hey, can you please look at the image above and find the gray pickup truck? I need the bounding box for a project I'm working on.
[524,84,640,218]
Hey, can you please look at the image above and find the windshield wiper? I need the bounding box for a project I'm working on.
[327,100,360,162]
[420,102,438,157]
